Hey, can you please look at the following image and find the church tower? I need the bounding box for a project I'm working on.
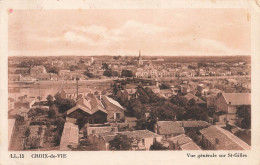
[138,50,143,66]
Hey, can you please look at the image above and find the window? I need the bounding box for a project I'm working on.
[114,113,120,119]
[142,139,145,145]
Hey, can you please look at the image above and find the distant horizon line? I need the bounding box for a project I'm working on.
[8,54,251,58]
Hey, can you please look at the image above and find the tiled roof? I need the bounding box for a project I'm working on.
[118,130,161,139]
[199,126,250,150]
[102,95,125,110]
[177,121,211,128]
[168,134,201,150]
[156,121,185,135]
[67,98,107,115]
[184,93,205,104]
[222,93,251,105]
[180,141,201,150]
[97,131,116,137]
[87,126,118,136]
[167,134,191,145]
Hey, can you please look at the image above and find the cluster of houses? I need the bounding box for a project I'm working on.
[8,55,251,151]
[8,53,251,83]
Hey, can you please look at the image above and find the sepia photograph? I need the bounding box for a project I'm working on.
[7,8,252,152]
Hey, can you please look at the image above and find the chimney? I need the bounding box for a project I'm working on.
[76,76,79,100]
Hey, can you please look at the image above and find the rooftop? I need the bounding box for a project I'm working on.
[102,95,125,110]
[222,93,251,106]
[60,122,79,150]
[199,126,250,150]
[156,121,185,135]
[118,130,161,139]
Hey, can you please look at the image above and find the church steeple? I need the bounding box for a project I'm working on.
[138,50,143,66]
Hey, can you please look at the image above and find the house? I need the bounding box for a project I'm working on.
[125,117,137,128]
[87,126,118,137]
[177,121,211,129]
[23,97,36,109]
[59,70,70,76]
[30,65,47,76]
[184,93,206,106]
[8,74,21,81]
[118,130,162,150]
[199,125,250,150]
[34,73,58,81]
[91,132,117,150]
[60,122,79,150]
[154,121,185,140]
[8,107,30,120]
[66,97,108,125]
[168,134,201,150]
[206,94,217,108]
[60,88,93,100]
[101,95,125,122]
[215,93,251,125]
[159,89,176,98]
[87,126,118,150]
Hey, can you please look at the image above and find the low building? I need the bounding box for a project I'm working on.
[199,125,250,150]
[184,93,206,106]
[168,134,201,150]
[8,74,21,81]
[60,88,93,100]
[101,95,126,122]
[67,97,108,124]
[60,122,79,151]
[159,89,176,98]
[118,130,162,150]
[215,93,251,125]
[154,121,185,140]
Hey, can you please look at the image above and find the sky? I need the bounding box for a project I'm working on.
[8,9,251,56]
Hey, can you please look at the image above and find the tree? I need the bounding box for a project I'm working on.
[188,98,196,107]
[54,117,65,135]
[103,69,112,77]
[159,83,171,90]
[121,70,133,77]
[48,108,56,118]
[70,65,77,71]
[84,71,94,78]
[54,92,76,113]
[185,106,208,121]
[25,128,31,137]
[102,63,109,70]
[150,142,168,150]
[127,98,142,117]
[170,95,188,107]
[46,95,54,105]
[109,134,133,150]
[237,105,251,129]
